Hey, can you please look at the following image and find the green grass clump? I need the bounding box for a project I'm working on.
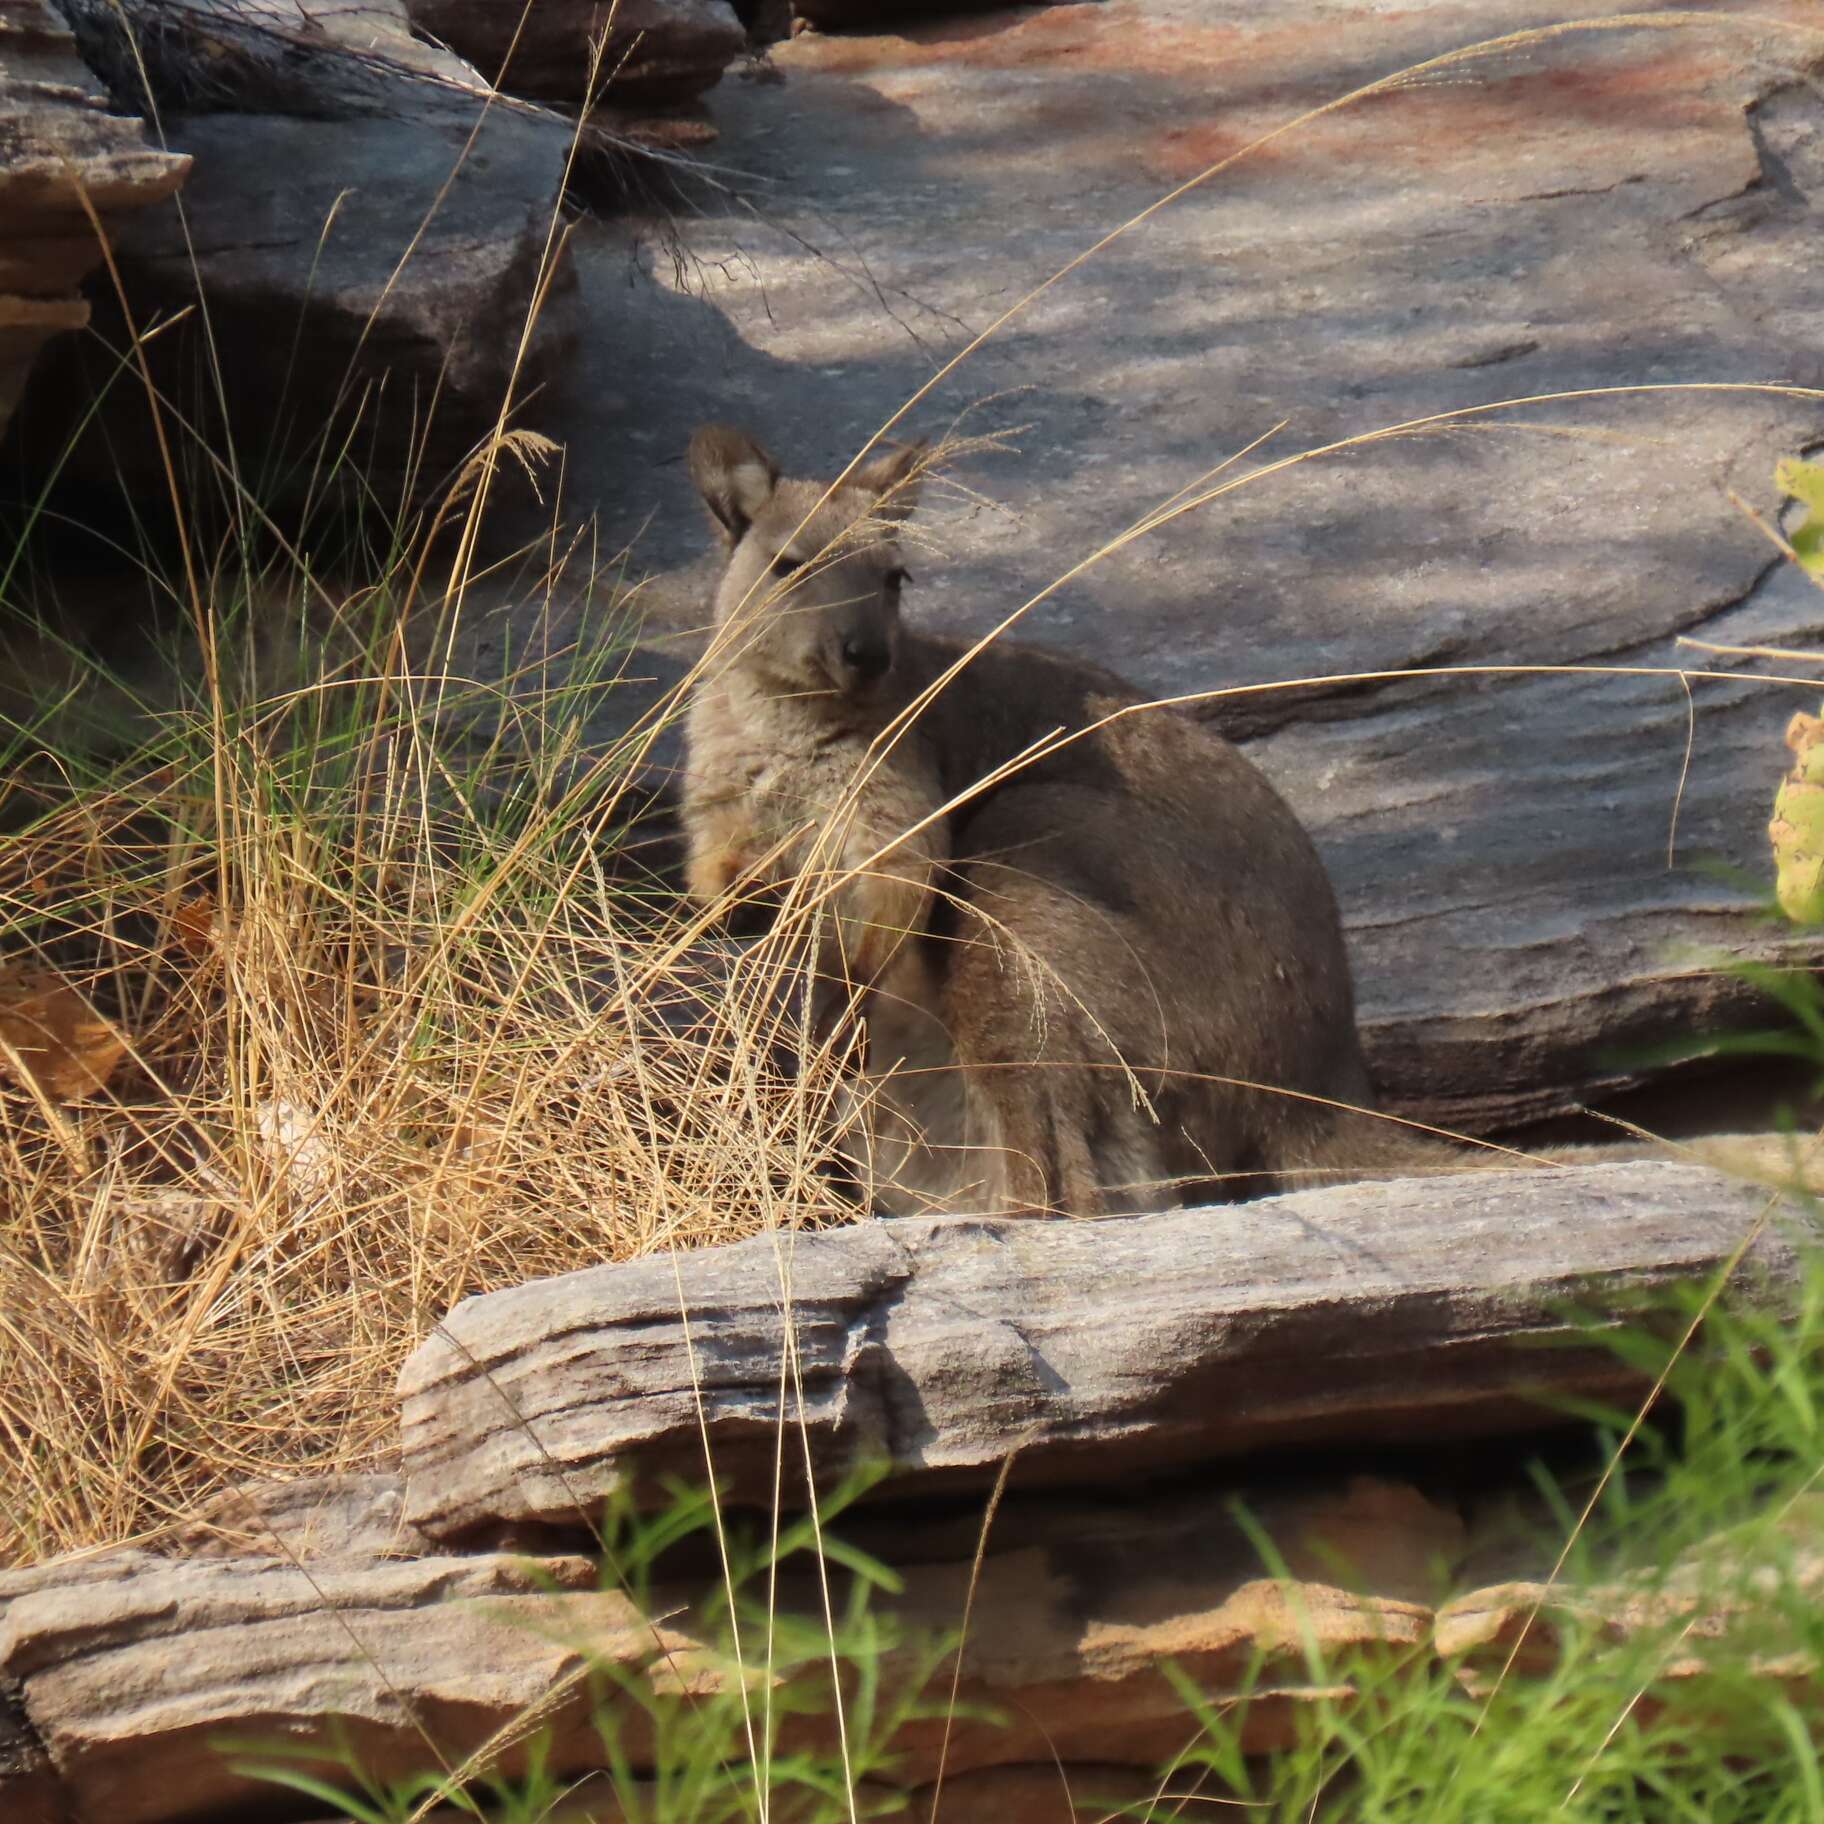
[1150,1245,1824,1822]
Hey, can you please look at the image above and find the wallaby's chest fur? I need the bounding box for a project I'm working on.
[684,665,944,914]
[688,670,893,841]
[689,629,1199,858]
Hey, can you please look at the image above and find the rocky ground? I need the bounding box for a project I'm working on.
[6,1162,1815,1824]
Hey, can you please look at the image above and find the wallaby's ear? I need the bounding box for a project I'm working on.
[853,438,926,522]
[688,425,780,542]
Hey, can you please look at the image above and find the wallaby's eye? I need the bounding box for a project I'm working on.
[770,554,799,580]
[884,566,911,594]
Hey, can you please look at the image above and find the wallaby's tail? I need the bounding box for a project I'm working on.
[1276,1110,1820,1198]
[1269,1106,1511,1195]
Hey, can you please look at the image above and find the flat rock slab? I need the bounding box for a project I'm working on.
[0,1479,1454,1823]
[398,1162,1809,1541]
[527,0,1824,1129]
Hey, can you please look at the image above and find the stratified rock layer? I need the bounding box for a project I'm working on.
[0,0,189,440]
[397,1163,1801,1539]
[4,1162,1816,1824]
[0,1478,1456,1824]
[7,0,576,514]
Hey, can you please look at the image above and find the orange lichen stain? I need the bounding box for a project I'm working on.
[791,3,1255,80]
[793,4,1108,75]
[1145,48,1738,186]
[791,2,1801,194]
[1365,55,1732,159]
[1149,120,1292,186]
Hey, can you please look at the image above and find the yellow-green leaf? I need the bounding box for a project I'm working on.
[1776,456,1824,515]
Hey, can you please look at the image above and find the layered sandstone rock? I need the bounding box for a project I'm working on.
[0,0,189,442]
[396,1162,1799,1539]
[8,0,577,514]
[2,1162,1814,1822]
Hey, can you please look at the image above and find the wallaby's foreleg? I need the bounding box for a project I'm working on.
[819,830,942,995]
[685,763,947,997]
[780,785,949,1049]
[683,796,766,908]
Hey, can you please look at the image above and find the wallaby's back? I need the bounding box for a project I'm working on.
[880,630,1376,1209]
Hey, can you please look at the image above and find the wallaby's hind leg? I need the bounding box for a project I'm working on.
[935,787,1179,1219]
[963,1076,1173,1217]
[839,948,975,1216]
[1094,1110,1180,1214]
[963,1068,1106,1218]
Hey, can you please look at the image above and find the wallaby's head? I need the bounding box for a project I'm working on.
[689,425,924,703]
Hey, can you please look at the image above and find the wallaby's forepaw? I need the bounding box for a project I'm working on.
[685,842,750,909]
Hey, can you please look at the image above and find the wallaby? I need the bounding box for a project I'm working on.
[679,426,1462,1218]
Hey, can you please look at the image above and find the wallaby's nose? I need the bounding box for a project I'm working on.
[840,635,891,682]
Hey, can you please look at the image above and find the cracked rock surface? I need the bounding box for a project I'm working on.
[533,0,1824,1130]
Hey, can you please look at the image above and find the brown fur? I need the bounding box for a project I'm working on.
[681,425,1427,1218]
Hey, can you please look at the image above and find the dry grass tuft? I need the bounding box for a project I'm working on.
[0,546,860,1566]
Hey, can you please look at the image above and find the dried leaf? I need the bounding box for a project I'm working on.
[171,892,227,962]
[254,1098,337,1199]
[0,973,128,1100]
[1770,707,1824,924]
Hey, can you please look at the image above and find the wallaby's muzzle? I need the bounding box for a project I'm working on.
[838,630,894,687]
